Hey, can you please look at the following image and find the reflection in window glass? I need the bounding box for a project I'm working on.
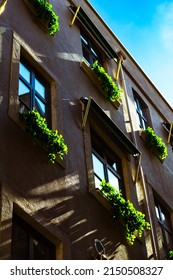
[107,169,119,191]
[35,79,45,99]
[19,63,30,83]
[92,153,104,181]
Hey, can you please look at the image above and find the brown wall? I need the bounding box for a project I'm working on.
[0,0,173,260]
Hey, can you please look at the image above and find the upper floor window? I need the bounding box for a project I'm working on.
[18,59,49,120]
[134,94,148,130]
[155,199,173,255]
[91,131,123,191]
[80,31,102,66]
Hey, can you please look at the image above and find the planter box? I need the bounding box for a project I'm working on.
[24,0,59,35]
[80,60,122,109]
[139,130,165,162]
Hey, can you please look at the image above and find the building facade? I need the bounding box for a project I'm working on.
[0,0,173,260]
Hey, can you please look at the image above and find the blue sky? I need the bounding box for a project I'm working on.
[88,0,173,108]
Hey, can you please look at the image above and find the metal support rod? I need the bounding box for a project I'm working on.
[0,0,7,15]
[81,97,91,129]
[168,122,173,143]
[70,5,80,27]
[115,57,123,81]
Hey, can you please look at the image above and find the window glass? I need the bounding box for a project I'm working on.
[107,168,120,190]
[92,153,105,181]
[134,93,148,130]
[91,132,123,191]
[80,30,102,66]
[35,78,46,99]
[19,62,30,83]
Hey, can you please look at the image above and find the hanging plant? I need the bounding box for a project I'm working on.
[25,0,59,35]
[100,180,150,245]
[91,61,122,103]
[145,127,168,161]
[19,110,68,163]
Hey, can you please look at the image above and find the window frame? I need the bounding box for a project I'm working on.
[18,57,50,122]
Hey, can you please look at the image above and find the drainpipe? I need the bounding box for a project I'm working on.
[118,53,158,259]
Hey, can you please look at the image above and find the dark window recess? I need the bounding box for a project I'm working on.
[134,95,148,130]
[91,131,124,191]
[11,213,56,260]
[80,31,102,66]
[155,200,173,252]
[18,59,49,120]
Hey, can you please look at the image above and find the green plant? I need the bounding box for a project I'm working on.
[100,180,150,245]
[19,110,68,163]
[27,0,59,35]
[168,250,173,260]
[91,61,122,102]
[145,126,168,161]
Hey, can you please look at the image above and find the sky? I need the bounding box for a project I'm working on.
[88,0,173,108]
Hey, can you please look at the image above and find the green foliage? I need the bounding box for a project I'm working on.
[168,250,173,260]
[91,61,122,102]
[145,127,168,161]
[100,180,150,245]
[27,0,59,35]
[19,110,68,163]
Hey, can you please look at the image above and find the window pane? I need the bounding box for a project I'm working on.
[18,80,31,108]
[35,96,46,117]
[107,169,120,191]
[92,153,105,181]
[35,79,46,99]
[19,63,30,83]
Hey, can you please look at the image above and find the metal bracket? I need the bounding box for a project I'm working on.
[70,5,80,27]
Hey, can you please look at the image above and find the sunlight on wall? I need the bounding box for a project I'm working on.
[56,52,81,62]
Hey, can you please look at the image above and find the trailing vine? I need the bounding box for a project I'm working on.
[100,180,150,245]
[91,61,122,102]
[19,110,68,163]
[145,127,168,161]
[26,0,59,35]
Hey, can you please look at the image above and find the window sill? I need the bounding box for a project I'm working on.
[90,187,112,211]
[80,60,122,109]
[139,130,164,163]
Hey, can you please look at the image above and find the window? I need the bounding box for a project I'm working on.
[18,58,49,120]
[80,31,102,66]
[11,213,56,260]
[155,200,173,253]
[134,94,148,130]
[91,130,124,191]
